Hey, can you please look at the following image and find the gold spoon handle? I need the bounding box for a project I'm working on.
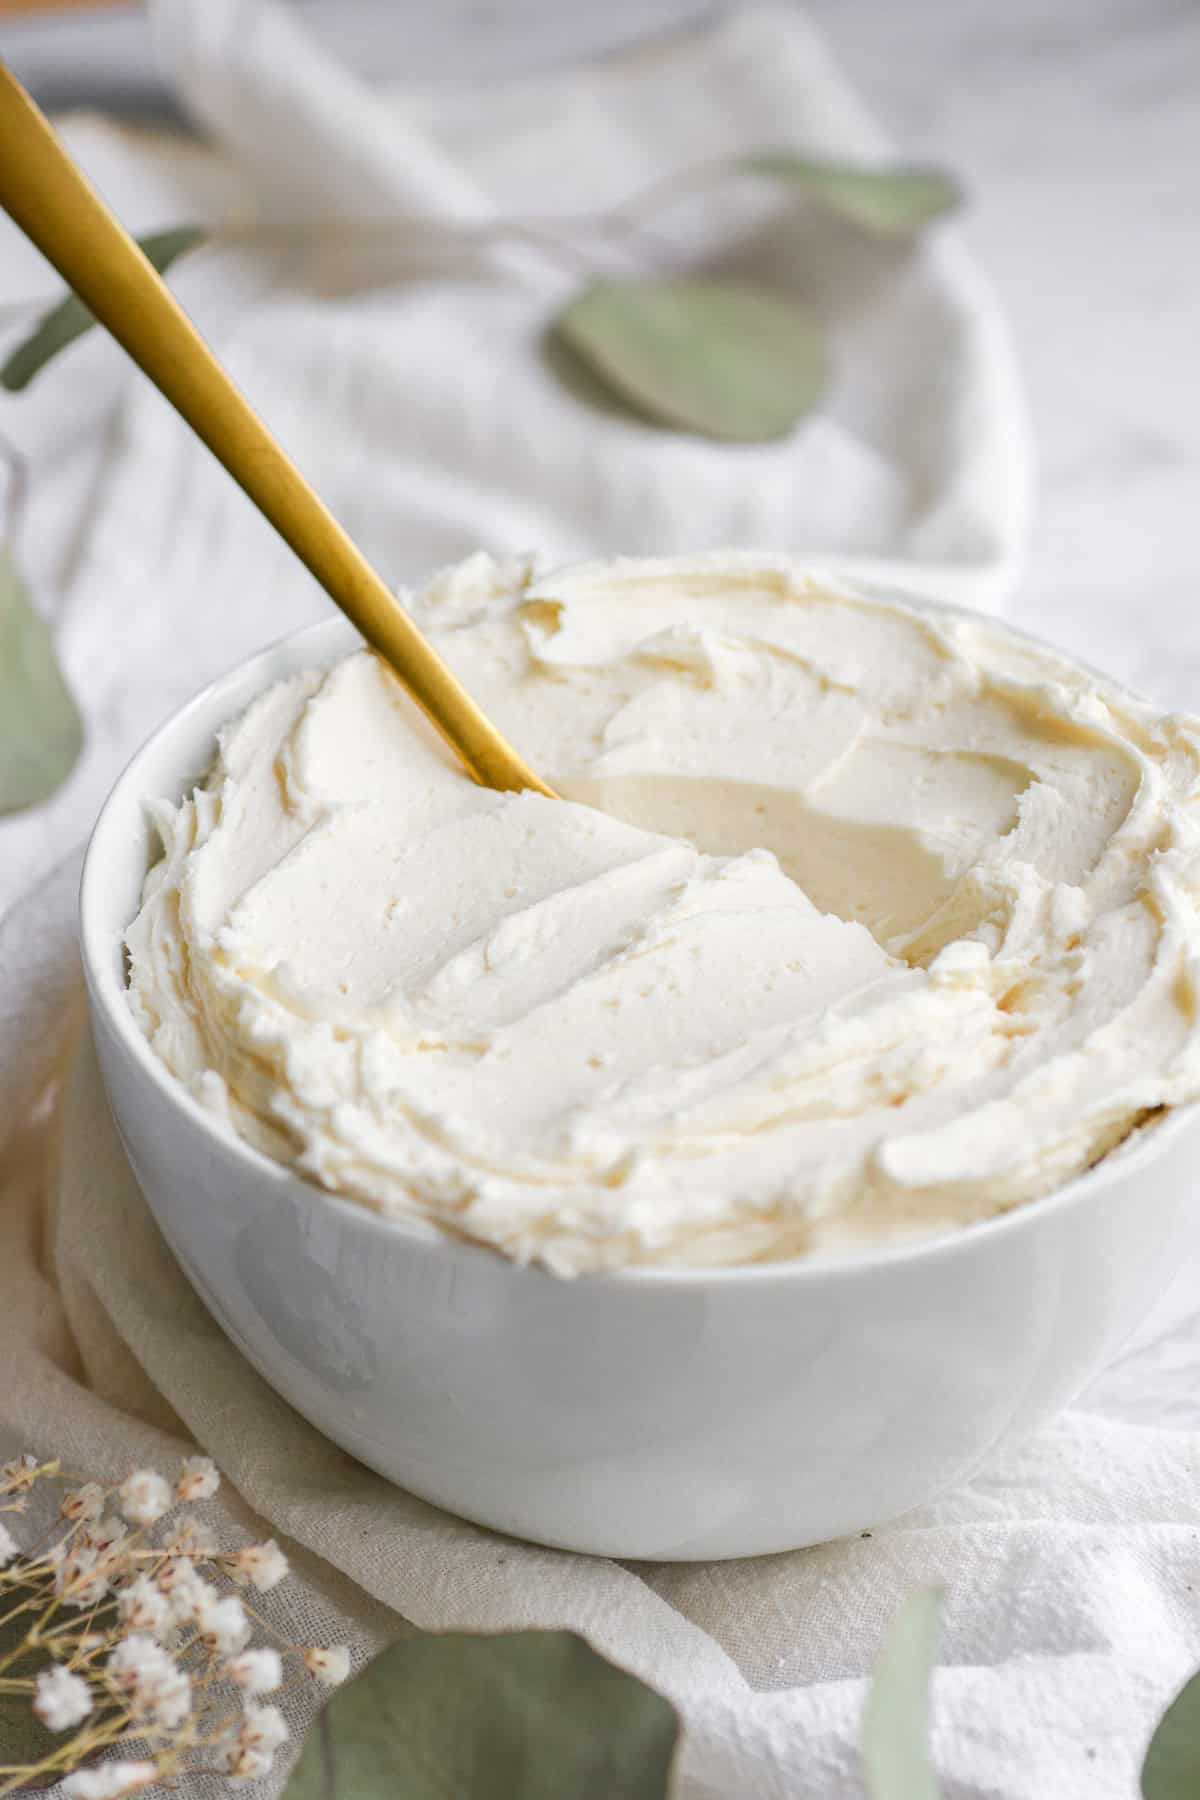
[0,65,554,798]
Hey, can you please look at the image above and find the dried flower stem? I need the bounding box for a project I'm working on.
[0,1451,348,1796]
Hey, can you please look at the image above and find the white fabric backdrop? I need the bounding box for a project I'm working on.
[2,3,1196,1796]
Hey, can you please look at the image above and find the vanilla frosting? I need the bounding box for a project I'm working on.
[126,553,1200,1273]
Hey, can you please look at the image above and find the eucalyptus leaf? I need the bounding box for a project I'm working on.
[281,1629,678,1800]
[742,154,962,238]
[0,226,206,393]
[1142,1668,1200,1798]
[552,277,827,442]
[860,1587,944,1800]
[539,327,649,426]
[0,544,83,813]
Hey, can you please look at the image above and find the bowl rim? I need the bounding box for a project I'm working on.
[79,568,1200,1292]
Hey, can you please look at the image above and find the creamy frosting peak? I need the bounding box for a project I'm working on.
[126,553,1200,1272]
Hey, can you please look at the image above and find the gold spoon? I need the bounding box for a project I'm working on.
[0,65,555,799]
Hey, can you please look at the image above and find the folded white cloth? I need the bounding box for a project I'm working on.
[4,6,1193,1798]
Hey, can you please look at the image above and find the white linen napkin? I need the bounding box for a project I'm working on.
[6,6,1194,1798]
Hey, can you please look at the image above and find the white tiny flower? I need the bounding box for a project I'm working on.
[33,1664,93,1731]
[62,1759,158,1798]
[156,1556,191,1596]
[195,1592,251,1655]
[60,1483,106,1524]
[224,1745,274,1786]
[106,1636,190,1726]
[175,1456,220,1503]
[223,1647,283,1694]
[164,1516,217,1559]
[0,1453,39,1494]
[108,1634,168,1692]
[116,1574,170,1637]
[55,1546,109,1610]
[239,1702,288,1753]
[0,1520,19,1567]
[164,1567,217,1626]
[118,1470,172,1528]
[83,1515,128,1552]
[219,1701,289,1784]
[227,1539,288,1592]
[303,1644,351,1687]
[149,1663,191,1728]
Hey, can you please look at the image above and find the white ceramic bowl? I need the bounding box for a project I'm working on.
[80,615,1200,1560]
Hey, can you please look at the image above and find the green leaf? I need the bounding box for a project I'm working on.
[0,225,206,393]
[860,1587,944,1800]
[551,277,827,442]
[281,1629,679,1800]
[741,154,963,238]
[0,543,83,813]
[1143,1668,1200,1798]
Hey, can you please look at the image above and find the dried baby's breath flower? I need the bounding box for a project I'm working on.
[195,1590,251,1655]
[107,1634,191,1727]
[106,1632,167,1690]
[223,1745,273,1787]
[1,1451,41,1493]
[82,1514,128,1551]
[62,1759,159,1798]
[224,1646,284,1694]
[55,1544,111,1609]
[33,1663,94,1730]
[155,1555,192,1596]
[226,1537,289,1592]
[118,1469,172,1527]
[152,1666,192,1730]
[116,1572,171,1637]
[304,1643,352,1686]
[166,1567,218,1627]
[60,1481,106,1523]
[0,1447,345,1796]
[239,1701,289,1751]
[164,1515,217,1558]
[175,1454,220,1502]
[219,1701,290,1783]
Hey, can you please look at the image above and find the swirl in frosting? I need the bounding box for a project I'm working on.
[126,553,1200,1272]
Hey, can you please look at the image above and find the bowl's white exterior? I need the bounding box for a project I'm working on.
[80,618,1200,1560]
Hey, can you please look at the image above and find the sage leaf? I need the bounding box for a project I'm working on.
[281,1630,678,1800]
[1143,1668,1200,1798]
[742,154,962,238]
[0,225,206,393]
[552,277,827,442]
[0,542,83,813]
[861,1587,944,1800]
